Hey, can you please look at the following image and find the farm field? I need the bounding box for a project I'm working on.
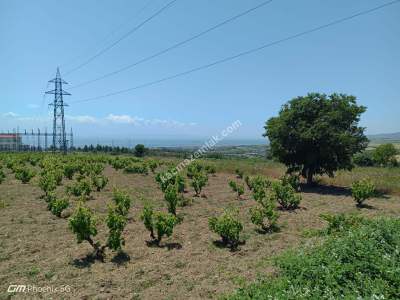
[0,153,400,299]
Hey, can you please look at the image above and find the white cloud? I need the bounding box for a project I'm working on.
[105,114,141,124]
[1,112,196,129]
[66,115,97,124]
[2,112,19,117]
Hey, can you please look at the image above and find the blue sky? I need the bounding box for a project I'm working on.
[0,0,399,143]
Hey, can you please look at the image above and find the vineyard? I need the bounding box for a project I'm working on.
[1,152,400,299]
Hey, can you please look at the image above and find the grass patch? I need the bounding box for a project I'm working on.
[227,216,400,299]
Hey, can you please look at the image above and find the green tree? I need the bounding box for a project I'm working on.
[134,144,147,157]
[264,93,368,185]
[372,143,398,166]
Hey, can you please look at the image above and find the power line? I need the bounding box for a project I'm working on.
[73,0,400,104]
[69,0,274,90]
[60,0,155,69]
[64,0,179,76]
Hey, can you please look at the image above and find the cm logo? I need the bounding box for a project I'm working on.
[7,285,26,293]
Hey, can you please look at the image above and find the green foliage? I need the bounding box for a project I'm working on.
[153,212,177,245]
[373,143,398,166]
[235,168,244,179]
[124,163,148,174]
[69,204,97,244]
[351,178,375,207]
[264,93,368,184]
[229,181,244,198]
[141,205,177,245]
[271,181,301,210]
[140,203,155,239]
[228,217,400,299]
[164,184,179,215]
[15,167,35,183]
[134,144,147,157]
[191,171,208,196]
[106,205,127,251]
[353,151,375,167]
[91,174,108,191]
[244,175,251,190]
[155,169,185,193]
[187,162,203,179]
[147,160,159,173]
[204,165,216,175]
[112,189,132,217]
[63,163,77,179]
[280,174,300,191]
[209,207,243,249]
[320,213,365,235]
[48,197,69,217]
[249,202,278,232]
[250,176,271,202]
[0,168,6,184]
[67,177,92,198]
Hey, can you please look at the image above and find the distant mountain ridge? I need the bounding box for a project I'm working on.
[368,132,400,141]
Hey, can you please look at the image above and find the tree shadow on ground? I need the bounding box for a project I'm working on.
[145,240,183,250]
[356,203,377,210]
[111,251,131,265]
[71,253,96,269]
[300,184,352,196]
[212,240,245,252]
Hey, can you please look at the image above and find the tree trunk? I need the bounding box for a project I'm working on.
[306,169,314,186]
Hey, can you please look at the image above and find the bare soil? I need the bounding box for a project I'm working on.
[1,166,399,299]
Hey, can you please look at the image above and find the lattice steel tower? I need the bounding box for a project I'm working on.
[46,67,70,153]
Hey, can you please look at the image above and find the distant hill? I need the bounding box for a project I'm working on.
[368,132,400,142]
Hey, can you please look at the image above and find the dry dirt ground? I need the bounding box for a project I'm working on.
[1,165,400,299]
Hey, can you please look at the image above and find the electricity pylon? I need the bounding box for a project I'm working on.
[46,67,70,153]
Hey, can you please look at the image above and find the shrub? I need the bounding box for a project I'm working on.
[229,181,244,198]
[69,204,104,259]
[153,212,177,245]
[187,162,203,179]
[244,175,251,190]
[228,217,400,299]
[48,197,69,217]
[91,174,108,192]
[250,175,271,191]
[106,205,127,251]
[235,168,243,179]
[209,207,243,249]
[271,181,301,210]
[147,160,158,173]
[39,173,57,196]
[280,174,300,191]
[155,170,185,193]
[67,177,92,198]
[373,143,398,166]
[140,203,155,239]
[191,171,208,196]
[0,168,6,184]
[164,184,179,215]
[351,178,375,207]
[353,151,374,167]
[15,167,35,183]
[112,189,131,217]
[141,205,177,246]
[204,165,216,175]
[63,163,77,179]
[124,163,148,175]
[320,213,365,235]
[250,196,279,232]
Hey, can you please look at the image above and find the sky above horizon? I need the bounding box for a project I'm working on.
[1,0,399,143]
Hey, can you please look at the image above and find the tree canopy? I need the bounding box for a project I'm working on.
[372,143,398,166]
[264,93,368,184]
